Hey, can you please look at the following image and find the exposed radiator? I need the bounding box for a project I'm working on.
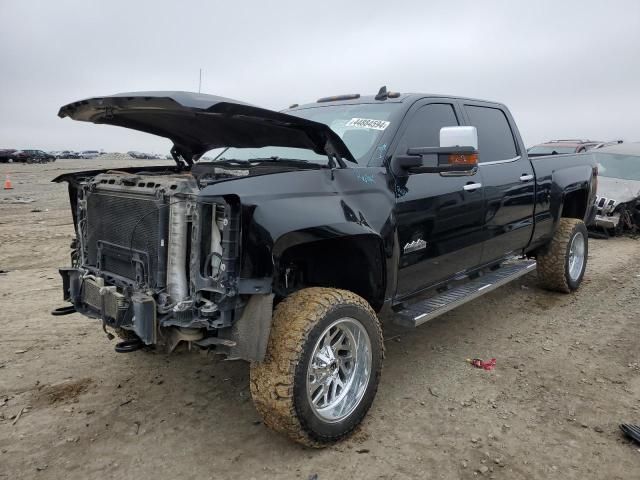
[85,191,167,286]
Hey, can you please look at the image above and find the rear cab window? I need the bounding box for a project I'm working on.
[464,105,518,163]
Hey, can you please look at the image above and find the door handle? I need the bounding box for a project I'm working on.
[463,182,482,191]
[519,174,534,182]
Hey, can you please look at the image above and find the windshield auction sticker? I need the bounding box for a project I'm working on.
[346,118,390,131]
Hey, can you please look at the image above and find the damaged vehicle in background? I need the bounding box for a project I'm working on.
[527,139,602,157]
[52,90,597,447]
[590,142,640,235]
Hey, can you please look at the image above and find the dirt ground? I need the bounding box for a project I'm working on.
[1,158,639,480]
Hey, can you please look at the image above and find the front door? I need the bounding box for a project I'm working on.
[393,101,485,299]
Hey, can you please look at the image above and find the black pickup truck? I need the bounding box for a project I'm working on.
[53,88,597,446]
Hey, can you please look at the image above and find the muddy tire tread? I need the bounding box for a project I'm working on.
[250,287,383,447]
[537,218,583,293]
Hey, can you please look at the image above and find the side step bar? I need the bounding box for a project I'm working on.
[394,259,536,328]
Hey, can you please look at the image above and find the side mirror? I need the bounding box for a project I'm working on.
[391,126,479,176]
[440,126,478,150]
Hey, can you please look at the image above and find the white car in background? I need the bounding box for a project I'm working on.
[78,150,101,159]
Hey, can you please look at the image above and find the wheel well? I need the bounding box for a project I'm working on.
[561,189,588,220]
[276,235,386,312]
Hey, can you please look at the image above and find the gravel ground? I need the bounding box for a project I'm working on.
[1,158,639,480]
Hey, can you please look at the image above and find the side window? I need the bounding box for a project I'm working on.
[465,105,517,162]
[397,103,459,153]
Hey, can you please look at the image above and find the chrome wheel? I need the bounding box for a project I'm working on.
[306,317,372,423]
[568,231,585,281]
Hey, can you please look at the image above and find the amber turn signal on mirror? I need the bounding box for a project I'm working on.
[448,153,478,165]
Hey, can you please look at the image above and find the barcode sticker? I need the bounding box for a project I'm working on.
[345,118,390,131]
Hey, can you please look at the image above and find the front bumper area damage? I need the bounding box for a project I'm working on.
[60,268,157,344]
[57,170,273,361]
[593,193,640,233]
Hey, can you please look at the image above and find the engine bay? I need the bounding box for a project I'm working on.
[61,168,245,350]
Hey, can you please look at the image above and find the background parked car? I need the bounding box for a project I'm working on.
[0,149,17,163]
[527,139,602,157]
[56,150,81,159]
[590,142,640,235]
[127,151,154,159]
[12,149,56,163]
[78,150,101,159]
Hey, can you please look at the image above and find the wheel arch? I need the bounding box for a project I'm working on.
[550,164,597,224]
[273,230,387,312]
[560,188,590,220]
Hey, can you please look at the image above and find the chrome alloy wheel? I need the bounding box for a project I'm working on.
[568,231,586,281]
[306,317,372,423]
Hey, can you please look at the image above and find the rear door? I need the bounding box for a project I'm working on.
[461,103,535,264]
[393,99,485,299]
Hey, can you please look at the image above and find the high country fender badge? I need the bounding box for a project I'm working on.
[403,238,427,254]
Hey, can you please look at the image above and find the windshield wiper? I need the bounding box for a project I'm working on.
[246,156,311,164]
[214,158,251,165]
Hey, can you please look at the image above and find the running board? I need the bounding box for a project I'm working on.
[394,259,536,328]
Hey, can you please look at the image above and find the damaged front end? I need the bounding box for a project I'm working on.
[593,181,640,234]
[53,90,354,359]
[590,150,640,235]
[593,195,640,232]
[57,169,272,360]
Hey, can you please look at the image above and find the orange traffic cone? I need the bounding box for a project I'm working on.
[4,174,13,190]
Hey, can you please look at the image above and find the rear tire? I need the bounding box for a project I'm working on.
[537,218,588,293]
[250,287,383,447]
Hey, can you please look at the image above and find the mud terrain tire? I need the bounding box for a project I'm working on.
[250,287,383,447]
[537,218,588,293]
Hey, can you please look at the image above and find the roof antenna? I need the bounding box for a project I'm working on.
[198,68,202,93]
[375,86,388,100]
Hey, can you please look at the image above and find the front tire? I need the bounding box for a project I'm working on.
[250,287,383,447]
[537,218,588,293]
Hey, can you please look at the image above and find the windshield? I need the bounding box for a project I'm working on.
[594,153,640,181]
[210,103,400,165]
[528,145,577,155]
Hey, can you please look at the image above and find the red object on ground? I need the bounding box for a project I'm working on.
[467,358,497,370]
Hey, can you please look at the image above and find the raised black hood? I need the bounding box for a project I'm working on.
[58,91,355,165]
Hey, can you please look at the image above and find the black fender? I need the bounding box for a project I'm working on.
[550,164,597,224]
[528,156,597,251]
[199,167,398,310]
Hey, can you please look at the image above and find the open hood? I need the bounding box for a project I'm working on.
[597,176,640,203]
[58,91,355,165]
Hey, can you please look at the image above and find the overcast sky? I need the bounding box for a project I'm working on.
[1,0,639,153]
